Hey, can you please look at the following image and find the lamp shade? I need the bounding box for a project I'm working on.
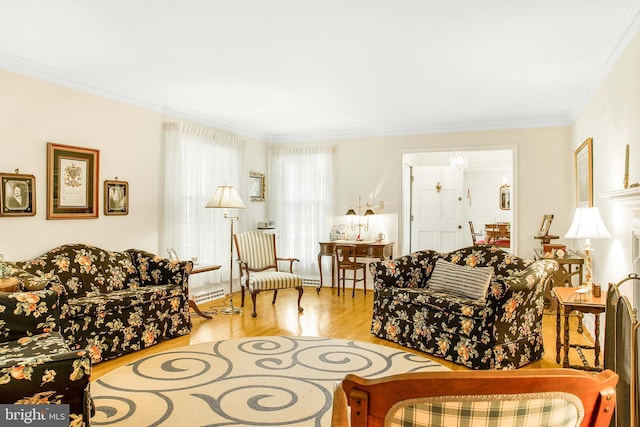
[564,207,610,239]
[205,185,246,209]
[364,209,375,216]
[345,209,357,216]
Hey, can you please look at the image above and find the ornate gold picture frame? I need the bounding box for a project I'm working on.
[0,172,36,217]
[47,142,100,219]
[574,137,593,208]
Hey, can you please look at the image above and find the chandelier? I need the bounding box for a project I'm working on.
[345,196,375,241]
[449,152,468,170]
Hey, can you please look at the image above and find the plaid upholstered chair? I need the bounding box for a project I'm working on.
[233,231,304,318]
[332,369,618,427]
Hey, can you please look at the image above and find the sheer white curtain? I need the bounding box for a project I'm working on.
[268,146,334,275]
[162,122,244,282]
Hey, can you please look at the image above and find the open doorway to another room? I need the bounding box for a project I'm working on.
[401,148,515,254]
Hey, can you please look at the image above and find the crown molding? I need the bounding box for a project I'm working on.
[0,51,269,142]
[569,0,640,120]
[266,115,572,143]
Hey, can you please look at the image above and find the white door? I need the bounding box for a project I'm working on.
[410,166,463,252]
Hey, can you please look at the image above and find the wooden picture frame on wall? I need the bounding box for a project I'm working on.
[574,137,593,208]
[0,172,36,217]
[47,142,100,219]
[104,180,129,215]
[249,172,265,202]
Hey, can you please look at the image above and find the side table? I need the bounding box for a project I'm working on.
[189,264,221,319]
[553,286,605,371]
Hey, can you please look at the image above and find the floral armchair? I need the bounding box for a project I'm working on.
[0,275,93,426]
[369,245,558,369]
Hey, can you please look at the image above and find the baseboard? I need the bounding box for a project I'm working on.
[192,288,225,304]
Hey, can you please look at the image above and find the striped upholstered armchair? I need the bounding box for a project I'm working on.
[233,231,304,317]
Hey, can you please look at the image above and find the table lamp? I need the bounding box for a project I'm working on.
[205,185,246,314]
[564,207,610,293]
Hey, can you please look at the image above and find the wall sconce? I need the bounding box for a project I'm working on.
[346,196,375,241]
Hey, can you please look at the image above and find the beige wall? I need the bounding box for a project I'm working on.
[275,126,572,259]
[0,69,267,261]
[0,69,163,260]
[572,27,640,290]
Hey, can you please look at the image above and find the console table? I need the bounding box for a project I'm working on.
[317,241,394,292]
[189,263,221,319]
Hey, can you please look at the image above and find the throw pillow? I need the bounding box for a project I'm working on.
[428,259,494,301]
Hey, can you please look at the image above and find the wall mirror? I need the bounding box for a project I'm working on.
[499,184,511,210]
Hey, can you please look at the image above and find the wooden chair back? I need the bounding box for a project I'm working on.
[335,244,367,297]
[234,230,278,272]
[468,221,484,244]
[332,369,618,427]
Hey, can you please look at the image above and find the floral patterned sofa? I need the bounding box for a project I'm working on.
[9,243,192,363]
[0,273,94,426]
[369,245,558,369]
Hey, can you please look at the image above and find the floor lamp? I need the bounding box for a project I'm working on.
[564,207,611,294]
[206,185,246,315]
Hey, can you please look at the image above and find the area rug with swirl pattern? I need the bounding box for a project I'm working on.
[91,336,447,426]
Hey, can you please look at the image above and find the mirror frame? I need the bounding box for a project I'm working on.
[499,184,511,210]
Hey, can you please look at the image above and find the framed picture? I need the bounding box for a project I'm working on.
[104,180,129,215]
[47,142,100,219]
[249,172,265,202]
[0,172,36,217]
[574,137,593,208]
[536,214,554,237]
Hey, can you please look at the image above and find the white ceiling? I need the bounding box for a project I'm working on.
[1,1,639,142]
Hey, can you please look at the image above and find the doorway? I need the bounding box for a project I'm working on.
[402,148,515,254]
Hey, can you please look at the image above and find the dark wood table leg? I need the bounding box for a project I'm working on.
[317,252,323,294]
[594,314,601,368]
[563,305,571,368]
[189,299,213,319]
[556,302,561,364]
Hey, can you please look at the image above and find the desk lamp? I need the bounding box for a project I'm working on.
[206,185,246,314]
[564,207,610,293]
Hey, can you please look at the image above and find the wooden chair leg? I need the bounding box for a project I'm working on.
[337,268,342,296]
[272,289,278,304]
[352,271,356,298]
[250,290,258,318]
[297,286,304,313]
[241,285,246,307]
[363,267,366,295]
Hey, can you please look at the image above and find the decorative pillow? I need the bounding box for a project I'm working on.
[428,259,494,301]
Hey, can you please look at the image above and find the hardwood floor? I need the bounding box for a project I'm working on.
[91,286,597,380]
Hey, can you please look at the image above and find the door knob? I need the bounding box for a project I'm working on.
[458,225,462,229]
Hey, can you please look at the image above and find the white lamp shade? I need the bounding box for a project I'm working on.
[205,185,246,209]
[564,207,611,239]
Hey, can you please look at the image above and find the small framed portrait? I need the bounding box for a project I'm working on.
[0,173,36,217]
[104,180,129,215]
[249,172,265,202]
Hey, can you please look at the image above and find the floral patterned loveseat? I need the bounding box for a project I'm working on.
[0,273,94,426]
[9,243,192,363]
[369,245,558,369]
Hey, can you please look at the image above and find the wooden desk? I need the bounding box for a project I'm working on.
[534,248,584,310]
[553,286,605,371]
[317,241,394,292]
[188,263,221,319]
[484,223,510,243]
